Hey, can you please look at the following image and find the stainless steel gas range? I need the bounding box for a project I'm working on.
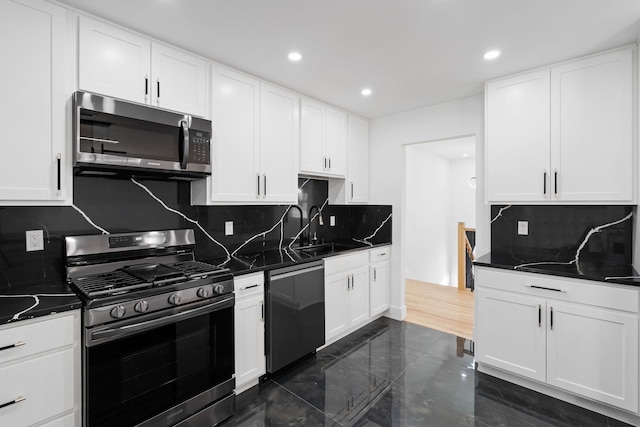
[65,229,235,427]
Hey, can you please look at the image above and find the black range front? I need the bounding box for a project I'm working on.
[65,229,235,427]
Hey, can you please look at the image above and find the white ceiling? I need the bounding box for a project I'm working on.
[56,0,640,119]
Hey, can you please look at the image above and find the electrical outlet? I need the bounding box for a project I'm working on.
[225,221,234,236]
[26,230,44,252]
[330,216,336,227]
[517,221,529,236]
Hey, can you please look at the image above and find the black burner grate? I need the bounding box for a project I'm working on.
[167,260,225,279]
[70,271,148,298]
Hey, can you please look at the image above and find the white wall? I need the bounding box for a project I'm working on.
[369,95,487,320]
[405,151,476,287]
[405,147,451,285]
[448,157,476,284]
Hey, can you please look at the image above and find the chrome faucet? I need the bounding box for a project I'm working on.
[307,205,324,245]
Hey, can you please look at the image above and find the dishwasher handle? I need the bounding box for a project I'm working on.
[269,263,324,281]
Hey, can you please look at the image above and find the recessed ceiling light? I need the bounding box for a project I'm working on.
[462,153,469,157]
[483,50,501,60]
[361,88,372,96]
[288,52,302,62]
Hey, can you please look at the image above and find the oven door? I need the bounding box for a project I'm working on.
[84,295,235,427]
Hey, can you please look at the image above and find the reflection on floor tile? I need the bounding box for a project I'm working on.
[222,317,634,427]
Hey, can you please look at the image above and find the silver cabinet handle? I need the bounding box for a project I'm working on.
[0,341,25,352]
[324,157,327,170]
[378,253,387,256]
[0,395,26,410]
[350,181,354,200]
[263,174,267,197]
[554,169,558,196]
[373,268,377,281]
[527,285,566,293]
[240,284,259,291]
[550,306,554,330]
[543,170,547,195]
[328,157,331,170]
[156,79,161,104]
[257,173,261,197]
[56,153,61,194]
[144,74,149,101]
[261,302,264,322]
[538,305,542,327]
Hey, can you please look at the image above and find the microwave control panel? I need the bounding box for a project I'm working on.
[190,131,210,164]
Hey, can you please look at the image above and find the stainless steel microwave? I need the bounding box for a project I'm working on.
[73,91,211,180]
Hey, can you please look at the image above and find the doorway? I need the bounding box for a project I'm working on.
[403,136,476,338]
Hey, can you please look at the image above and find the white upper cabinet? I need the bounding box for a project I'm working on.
[347,115,369,203]
[192,65,299,205]
[486,47,634,204]
[0,0,69,204]
[550,49,633,201]
[486,70,551,202]
[259,83,300,203]
[300,97,347,177]
[78,16,207,117]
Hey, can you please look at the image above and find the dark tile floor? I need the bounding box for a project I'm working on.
[221,317,633,427]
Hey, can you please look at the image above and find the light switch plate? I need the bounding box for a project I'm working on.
[517,221,528,236]
[330,216,336,227]
[225,221,233,236]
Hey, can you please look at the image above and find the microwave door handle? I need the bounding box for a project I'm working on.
[180,120,189,170]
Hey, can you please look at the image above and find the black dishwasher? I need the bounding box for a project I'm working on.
[265,261,325,374]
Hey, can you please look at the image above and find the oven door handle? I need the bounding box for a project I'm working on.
[87,296,234,347]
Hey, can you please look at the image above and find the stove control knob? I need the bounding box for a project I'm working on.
[168,294,181,305]
[134,301,149,313]
[110,305,126,319]
[197,287,211,298]
[213,284,226,295]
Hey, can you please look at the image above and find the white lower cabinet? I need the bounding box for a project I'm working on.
[0,310,80,427]
[234,273,265,393]
[476,267,638,413]
[369,246,391,316]
[324,252,370,343]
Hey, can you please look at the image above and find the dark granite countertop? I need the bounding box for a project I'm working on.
[474,253,640,286]
[0,281,82,325]
[202,241,391,276]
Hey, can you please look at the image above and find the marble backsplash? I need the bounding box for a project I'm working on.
[0,177,391,289]
[490,205,633,265]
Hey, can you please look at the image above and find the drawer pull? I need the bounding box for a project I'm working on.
[378,253,387,256]
[538,304,542,327]
[240,284,259,291]
[0,341,26,352]
[527,285,566,293]
[0,395,26,410]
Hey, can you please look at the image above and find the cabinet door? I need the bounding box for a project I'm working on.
[259,83,299,204]
[151,42,207,117]
[78,16,150,104]
[347,115,369,203]
[348,266,370,327]
[325,273,350,341]
[476,289,546,382]
[370,261,390,316]
[300,98,325,174]
[0,0,67,202]
[209,66,260,202]
[486,70,551,202]
[234,294,265,389]
[546,301,638,412]
[324,107,347,176]
[551,49,633,202]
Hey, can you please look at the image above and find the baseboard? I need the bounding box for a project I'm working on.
[387,304,406,321]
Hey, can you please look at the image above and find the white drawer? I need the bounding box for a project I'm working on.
[476,267,639,313]
[39,412,75,427]
[324,251,369,276]
[0,312,75,366]
[0,349,75,427]
[369,246,391,262]
[234,272,264,298]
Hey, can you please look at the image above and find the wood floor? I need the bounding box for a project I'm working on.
[405,279,474,340]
